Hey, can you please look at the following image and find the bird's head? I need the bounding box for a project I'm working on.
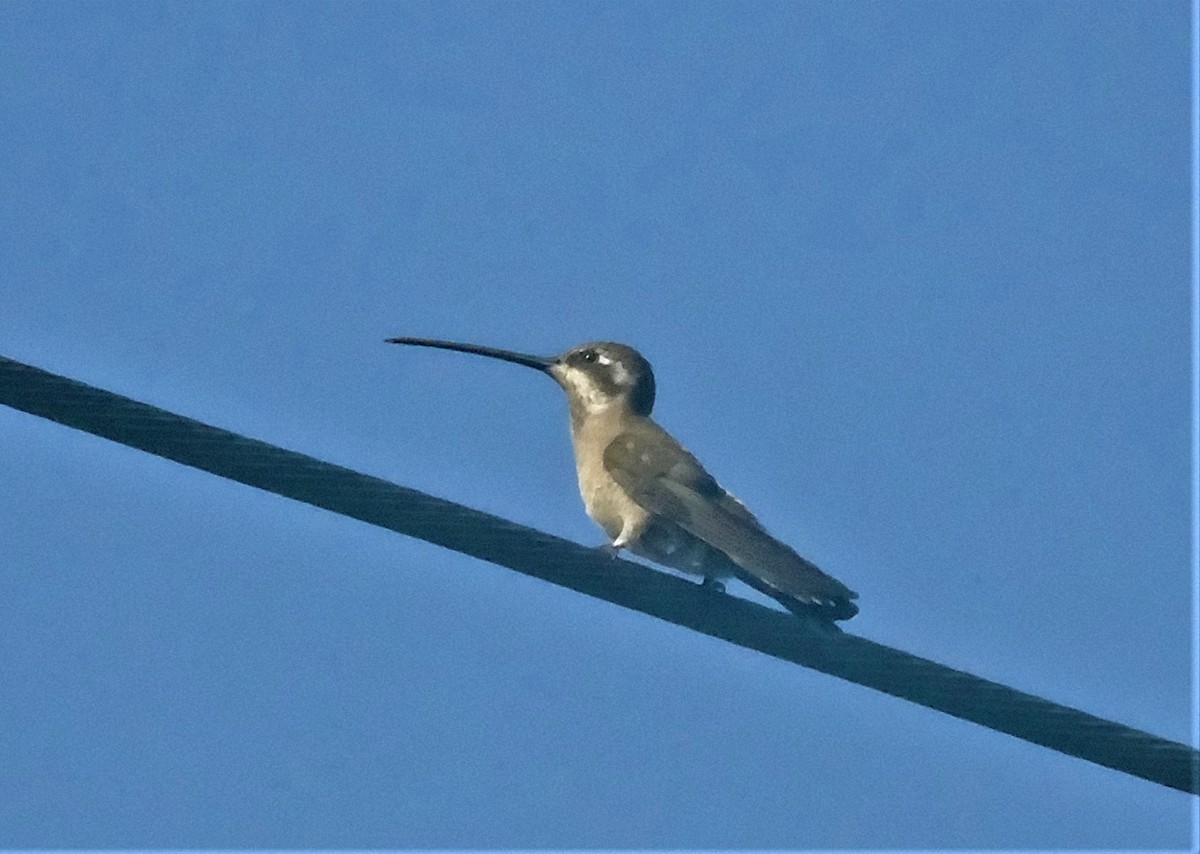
[548,341,656,417]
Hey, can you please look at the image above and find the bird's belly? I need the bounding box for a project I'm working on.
[573,457,734,578]
[579,475,648,541]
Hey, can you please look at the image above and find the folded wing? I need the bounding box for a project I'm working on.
[604,427,858,621]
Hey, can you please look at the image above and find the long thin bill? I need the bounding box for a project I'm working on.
[386,337,554,371]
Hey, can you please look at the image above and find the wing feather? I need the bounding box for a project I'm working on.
[604,427,858,620]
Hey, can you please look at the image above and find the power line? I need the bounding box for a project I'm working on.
[1,353,1196,795]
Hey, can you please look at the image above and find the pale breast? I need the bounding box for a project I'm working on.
[569,412,649,541]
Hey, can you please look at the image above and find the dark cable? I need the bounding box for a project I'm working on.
[2,354,1196,795]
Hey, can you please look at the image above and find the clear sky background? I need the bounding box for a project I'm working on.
[0,1,1193,849]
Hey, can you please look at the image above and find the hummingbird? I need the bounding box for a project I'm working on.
[386,337,859,621]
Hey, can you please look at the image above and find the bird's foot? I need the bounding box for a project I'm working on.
[596,542,623,559]
[699,577,726,595]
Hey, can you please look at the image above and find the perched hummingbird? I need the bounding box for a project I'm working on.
[387,337,859,621]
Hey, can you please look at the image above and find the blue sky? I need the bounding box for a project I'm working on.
[0,0,1193,848]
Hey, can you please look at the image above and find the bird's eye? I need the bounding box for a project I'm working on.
[581,350,597,363]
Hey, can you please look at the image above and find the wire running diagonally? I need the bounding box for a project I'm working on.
[1,353,1196,795]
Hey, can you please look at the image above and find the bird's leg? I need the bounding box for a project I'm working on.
[596,542,623,559]
[597,522,638,559]
[700,576,726,594]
